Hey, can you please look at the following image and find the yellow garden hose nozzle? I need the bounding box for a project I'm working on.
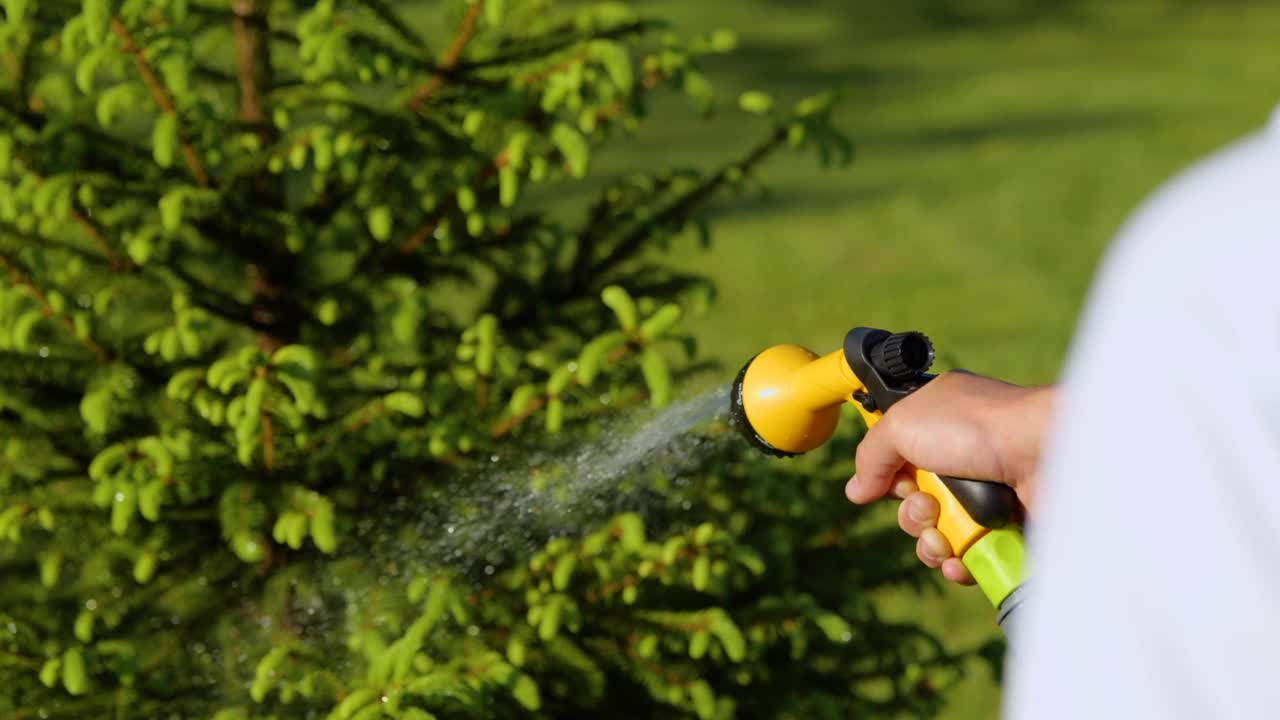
[729,327,1029,637]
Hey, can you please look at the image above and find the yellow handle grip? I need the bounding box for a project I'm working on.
[912,468,989,556]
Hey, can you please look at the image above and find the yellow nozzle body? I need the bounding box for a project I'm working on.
[734,345,865,455]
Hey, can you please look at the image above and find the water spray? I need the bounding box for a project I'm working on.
[729,327,1027,636]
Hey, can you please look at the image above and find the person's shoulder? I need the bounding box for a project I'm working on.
[1126,107,1276,231]
[1128,116,1274,229]
[1103,105,1278,289]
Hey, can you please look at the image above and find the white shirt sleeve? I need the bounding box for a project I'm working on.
[1003,106,1280,719]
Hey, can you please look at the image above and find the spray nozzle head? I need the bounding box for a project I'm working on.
[729,355,802,458]
[728,344,854,457]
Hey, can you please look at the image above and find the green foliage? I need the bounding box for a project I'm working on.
[0,0,962,718]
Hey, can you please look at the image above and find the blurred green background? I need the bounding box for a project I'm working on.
[578,0,1280,716]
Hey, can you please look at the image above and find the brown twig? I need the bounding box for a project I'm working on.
[520,51,589,86]
[408,0,483,112]
[0,255,110,361]
[71,209,123,270]
[233,1,272,140]
[261,412,275,471]
[12,154,125,270]
[248,264,286,353]
[398,222,437,255]
[595,68,662,123]
[490,396,547,438]
[111,17,210,187]
[344,401,386,434]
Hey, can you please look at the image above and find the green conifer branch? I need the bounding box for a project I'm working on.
[0,253,110,361]
[456,20,652,72]
[110,17,211,187]
[592,125,789,279]
[409,0,484,112]
[360,0,431,53]
[70,207,124,270]
[0,223,104,268]
[0,351,95,389]
[491,343,632,438]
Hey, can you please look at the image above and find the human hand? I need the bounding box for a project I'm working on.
[844,371,1054,585]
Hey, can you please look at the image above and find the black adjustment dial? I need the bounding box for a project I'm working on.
[870,331,934,380]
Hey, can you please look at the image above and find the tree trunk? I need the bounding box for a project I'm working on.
[233,0,293,353]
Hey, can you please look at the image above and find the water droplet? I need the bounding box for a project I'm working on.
[841,631,852,642]
[85,599,98,611]
[381,696,389,704]
[484,565,495,575]
[446,526,455,534]
[467,625,480,636]
[37,346,49,358]
[599,394,611,404]
[490,455,499,463]
[114,492,124,502]
[567,361,578,372]
[682,501,692,510]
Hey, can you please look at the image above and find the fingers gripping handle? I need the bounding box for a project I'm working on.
[849,411,1029,617]
[911,470,993,555]
[918,471,1028,614]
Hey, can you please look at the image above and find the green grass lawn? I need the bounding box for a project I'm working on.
[578,1,1280,716]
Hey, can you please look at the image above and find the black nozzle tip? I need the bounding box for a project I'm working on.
[729,355,801,459]
[870,331,934,380]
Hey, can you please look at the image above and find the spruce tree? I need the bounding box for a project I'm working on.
[0,1,975,717]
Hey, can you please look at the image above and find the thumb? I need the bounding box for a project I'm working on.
[845,419,906,504]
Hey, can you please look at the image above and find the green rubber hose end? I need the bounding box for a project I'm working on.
[962,527,1027,609]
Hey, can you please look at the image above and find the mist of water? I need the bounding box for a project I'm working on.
[360,384,732,581]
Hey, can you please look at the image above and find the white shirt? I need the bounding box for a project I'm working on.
[1005,106,1280,718]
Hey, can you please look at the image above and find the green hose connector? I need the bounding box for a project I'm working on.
[962,527,1027,609]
